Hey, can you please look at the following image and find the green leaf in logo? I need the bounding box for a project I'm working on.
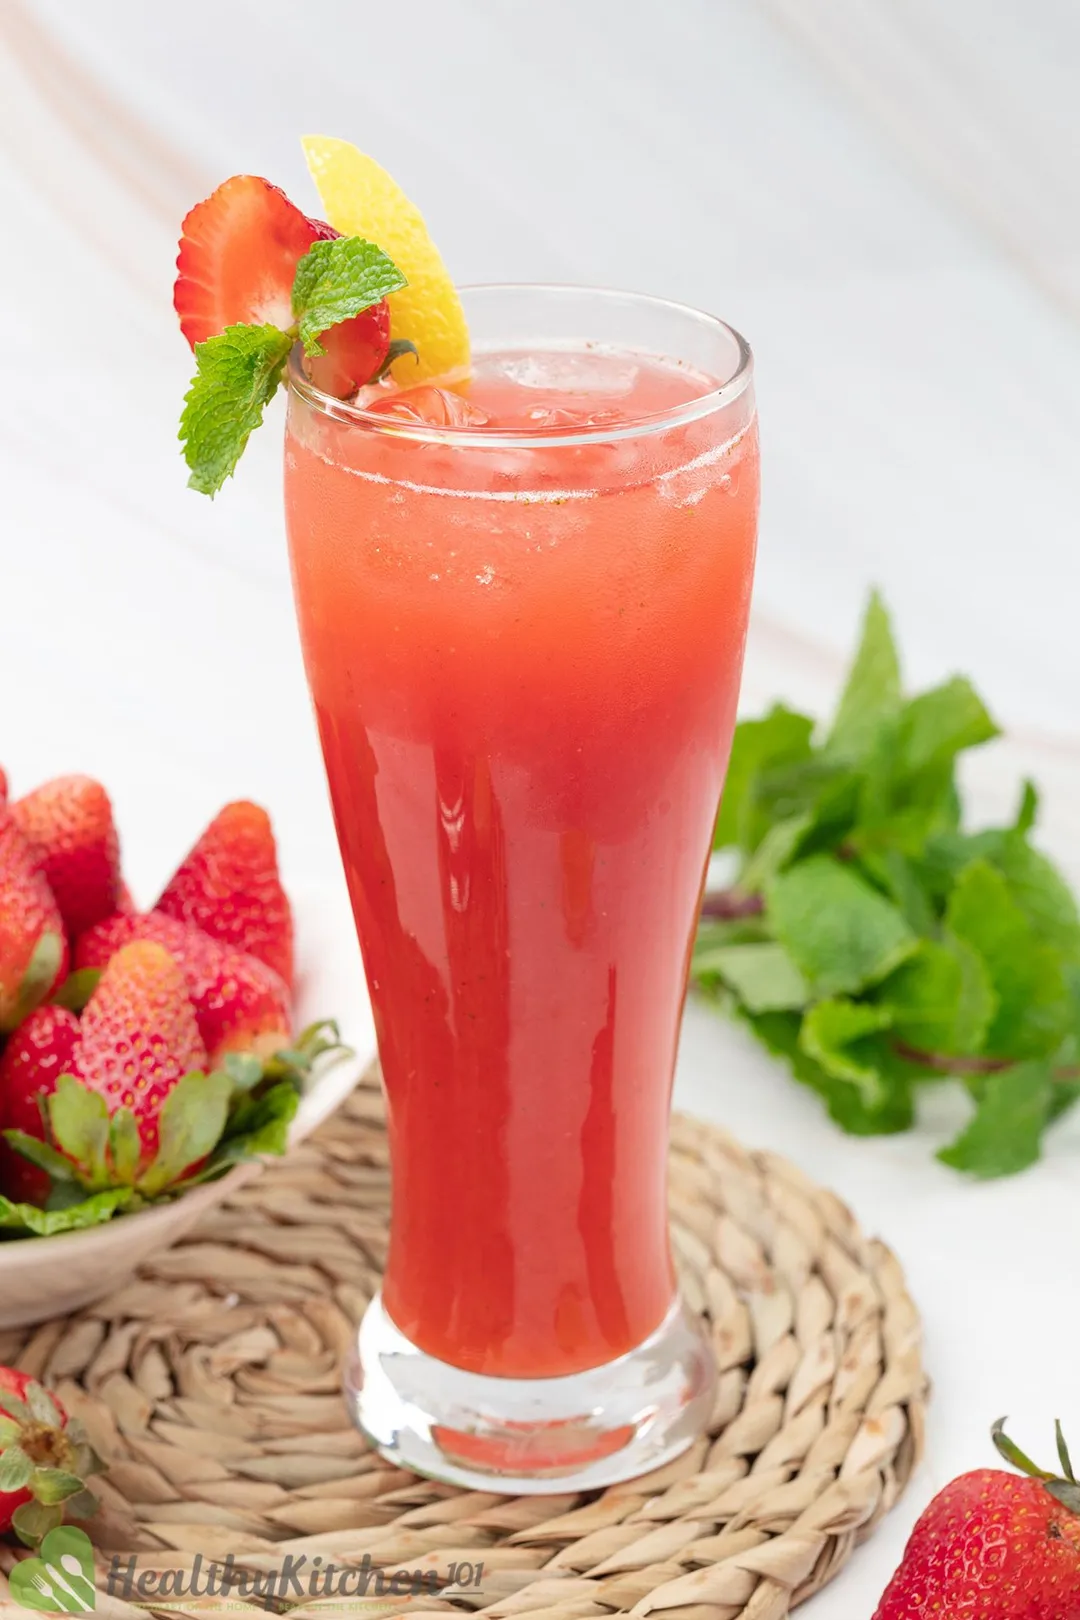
[8,1524,96,1611]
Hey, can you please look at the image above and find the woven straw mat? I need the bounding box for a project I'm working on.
[0,1064,927,1620]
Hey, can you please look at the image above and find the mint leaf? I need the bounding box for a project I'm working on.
[714,706,814,851]
[857,850,937,934]
[800,997,893,1101]
[947,860,1072,1059]
[47,1076,110,1185]
[292,237,406,355]
[747,1009,915,1135]
[140,1070,231,1197]
[745,757,857,860]
[938,1061,1054,1178]
[880,934,997,1055]
[1051,963,1080,1123]
[0,1188,134,1236]
[180,323,293,496]
[739,812,813,892]
[988,833,1080,961]
[920,826,1080,960]
[849,678,996,861]
[1014,779,1039,834]
[766,856,918,996]
[895,677,999,777]
[693,942,808,1012]
[825,590,901,759]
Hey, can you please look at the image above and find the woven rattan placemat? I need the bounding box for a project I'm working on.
[0,1067,927,1619]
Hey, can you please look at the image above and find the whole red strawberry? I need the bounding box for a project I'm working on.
[0,809,68,1034]
[11,774,123,938]
[0,1366,101,1539]
[874,1421,1080,1618]
[0,1005,81,1204]
[74,939,208,1174]
[76,911,291,1066]
[156,801,293,987]
[0,765,8,803]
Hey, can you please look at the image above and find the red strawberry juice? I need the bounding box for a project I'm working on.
[285,344,759,1377]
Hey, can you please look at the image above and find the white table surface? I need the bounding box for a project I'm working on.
[3,2,1080,1610]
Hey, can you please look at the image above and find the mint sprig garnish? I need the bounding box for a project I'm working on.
[291,237,406,353]
[181,325,293,496]
[695,591,1080,1178]
[180,235,406,496]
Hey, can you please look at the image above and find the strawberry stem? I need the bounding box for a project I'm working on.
[991,1417,1080,1516]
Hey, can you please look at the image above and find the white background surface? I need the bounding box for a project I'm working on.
[3,2,1080,1611]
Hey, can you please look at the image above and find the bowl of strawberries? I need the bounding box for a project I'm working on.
[0,769,362,1329]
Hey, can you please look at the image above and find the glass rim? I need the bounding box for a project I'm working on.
[286,282,754,449]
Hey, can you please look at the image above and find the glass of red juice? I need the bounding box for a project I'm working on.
[284,286,759,1491]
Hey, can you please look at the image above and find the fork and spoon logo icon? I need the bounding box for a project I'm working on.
[9,1526,96,1613]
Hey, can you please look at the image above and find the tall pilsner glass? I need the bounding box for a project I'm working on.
[285,287,759,1492]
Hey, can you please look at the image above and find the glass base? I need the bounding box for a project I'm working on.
[344,1293,717,1494]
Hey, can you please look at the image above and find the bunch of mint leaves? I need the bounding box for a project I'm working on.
[180,236,406,496]
[693,593,1080,1178]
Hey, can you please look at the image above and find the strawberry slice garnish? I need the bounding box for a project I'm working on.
[305,300,391,398]
[175,175,329,348]
[174,174,390,397]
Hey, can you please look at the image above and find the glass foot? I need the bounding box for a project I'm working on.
[344,1293,717,1494]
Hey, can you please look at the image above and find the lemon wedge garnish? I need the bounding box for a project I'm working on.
[302,135,469,385]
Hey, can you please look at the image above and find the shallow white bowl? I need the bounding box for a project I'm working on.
[0,883,377,1329]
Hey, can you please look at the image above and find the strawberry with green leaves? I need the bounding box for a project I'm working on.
[11,774,123,939]
[4,940,231,1204]
[874,1420,1080,1618]
[0,1368,102,1545]
[0,1006,81,1204]
[73,940,209,1164]
[176,175,408,494]
[1,940,317,1230]
[76,909,291,1065]
[156,800,294,988]
[0,809,68,1035]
